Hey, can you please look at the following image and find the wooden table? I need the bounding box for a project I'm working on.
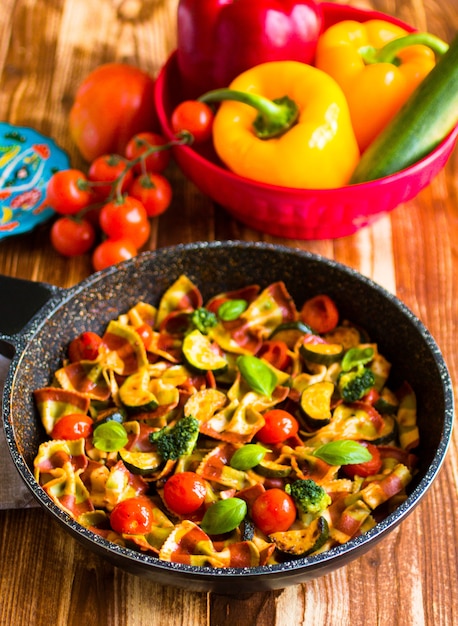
[0,1,456,624]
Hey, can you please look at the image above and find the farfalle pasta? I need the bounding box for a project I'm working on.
[33,275,419,567]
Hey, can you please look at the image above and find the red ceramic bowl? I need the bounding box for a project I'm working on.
[155,3,458,240]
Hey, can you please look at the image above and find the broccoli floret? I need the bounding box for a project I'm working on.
[285,479,331,520]
[149,415,199,461]
[190,307,217,334]
[338,364,375,402]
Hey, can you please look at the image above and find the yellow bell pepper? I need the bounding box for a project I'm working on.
[199,61,360,189]
[315,20,448,151]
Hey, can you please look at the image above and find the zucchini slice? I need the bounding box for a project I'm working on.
[269,516,329,557]
[374,388,399,414]
[269,321,314,348]
[254,458,292,478]
[94,407,127,425]
[182,329,228,373]
[300,342,344,366]
[371,414,397,445]
[118,448,163,475]
[324,324,366,349]
[119,367,159,413]
[300,381,335,428]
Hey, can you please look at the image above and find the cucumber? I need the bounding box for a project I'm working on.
[350,34,458,183]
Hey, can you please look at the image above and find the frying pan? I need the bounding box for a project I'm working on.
[0,241,453,593]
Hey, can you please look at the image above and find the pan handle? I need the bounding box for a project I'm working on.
[0,274,61,353]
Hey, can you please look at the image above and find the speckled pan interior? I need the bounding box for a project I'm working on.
[1,241,454,593]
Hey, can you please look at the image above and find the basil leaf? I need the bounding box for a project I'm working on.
[200,498,247,535]
[218,299,248,321]
[341,347,374,372]
[230,444,269,471]
[313,440,372,465]
[93,421,128,452]
[237,355,278,397]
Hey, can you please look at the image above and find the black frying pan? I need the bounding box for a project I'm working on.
[0,241,454,593]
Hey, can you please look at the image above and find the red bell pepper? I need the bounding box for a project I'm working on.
[177,0,323,97]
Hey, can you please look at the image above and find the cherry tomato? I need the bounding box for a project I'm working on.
[171,100,214,143]
[50,216,96,257]
[256,409,299,445]
[341,442,383,478]
[128,173,172,218]
[88,154,134,200]
[99,196,150,248]
[135,323,154,349]
[92,238,138,272]
[163,471,207,515]
[110,496,155,535]
[251,488,296,535]
[257,340,291,371]
[300,294,339,334]
[125,132,171,174]
[51,413,93,440]
[68,331,103,362]
[69,63,158,162]
[46,169,93,215]
[362,388,380,405]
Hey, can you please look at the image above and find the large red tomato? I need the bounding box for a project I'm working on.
[69,63,158,162]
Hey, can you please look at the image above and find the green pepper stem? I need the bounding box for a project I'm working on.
[360,32,449,65]
[199,88,299,139]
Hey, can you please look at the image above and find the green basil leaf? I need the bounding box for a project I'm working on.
[200,497,247,535]
[93,421,128,452]
[218,299,248,321]
[230,444,269,471]
[312,440,372,465]
[237,355,278,397]
[341,347,374,372]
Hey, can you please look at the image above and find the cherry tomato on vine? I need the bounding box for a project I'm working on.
[46,169,93,215]
[171,100,214,143]
[163,471,207,515]
[125,132,171,174]
[300,294,339,334]
[251,488,296,535]
[257,340,291,371]
[92,238,138,272]
[341,442,383,478]
[110,496,155,535]
[88,154,134,199]
[50,216,96,257]
[128,173,172,217]
[99,195,150,248]
[51,413,93,440]
[68,331,104,362]
[256,409,299,445]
